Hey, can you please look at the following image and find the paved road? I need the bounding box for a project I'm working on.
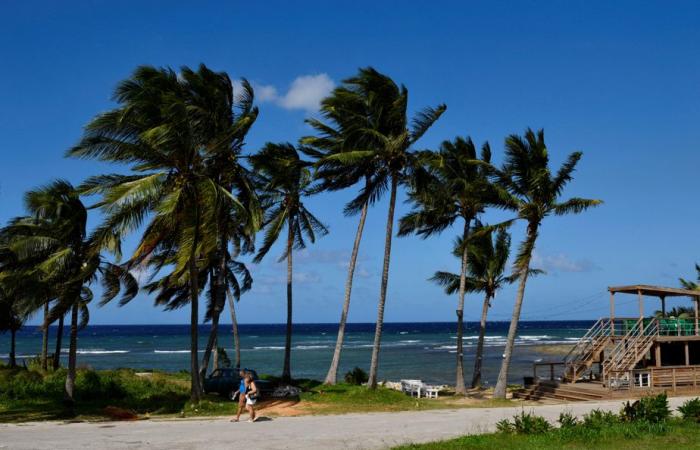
[1,396,694,450]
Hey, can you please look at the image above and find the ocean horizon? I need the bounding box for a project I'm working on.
[2,321,591,385]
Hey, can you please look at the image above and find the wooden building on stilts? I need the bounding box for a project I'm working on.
[516,285,700,401]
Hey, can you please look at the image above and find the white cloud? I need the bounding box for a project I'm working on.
[249,74,335,112]
[278,74,334,111]
[531,252,599,273]
[255,83,279,102]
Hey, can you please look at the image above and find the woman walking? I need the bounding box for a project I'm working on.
[243,372,258,422]
[231,369,248,422]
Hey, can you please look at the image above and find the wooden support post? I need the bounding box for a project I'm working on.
[661,296,666,316]
[672,368,677,392]
[695,296,699,336]
[638,290,644,319]
[550,364,554,381]
[610,292,615,335]
[655,344,661,368]
[685,342,690,366]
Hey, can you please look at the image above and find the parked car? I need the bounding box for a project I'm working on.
[203,368,274,400]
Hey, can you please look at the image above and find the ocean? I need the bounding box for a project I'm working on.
[2,321,592,385]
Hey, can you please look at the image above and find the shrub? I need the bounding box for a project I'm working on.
[558,411,579,428]
[620,393,670,423]
[344,367,369,385]
[678,397,700,421]
[582,409,620,428]
[496,411,551,435]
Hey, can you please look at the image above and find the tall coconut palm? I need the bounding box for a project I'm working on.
[68,65,256,402]
[492,129,602,399]
[431,226,527,388]
[302,79,390,385]
[250,142,328,382]
[2,181,136,403]
[311,68,445,389]
[398,137,505,394]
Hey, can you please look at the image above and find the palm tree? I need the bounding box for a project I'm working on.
[654,306,694,319]
[308,68,445,389]
[0,226,55,370]
[68,65,256,402]
[302,80,391,385]
[250,142,328,382]
[2,181,136,403]
[0,288,24,368]
[398,137,504,394]
[680,264,700,291]
[430,226,525,388]
[492,129,602,399]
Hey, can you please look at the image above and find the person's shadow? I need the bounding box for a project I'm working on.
[254,416,272,422]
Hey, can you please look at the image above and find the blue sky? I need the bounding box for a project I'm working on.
[2,1,700,325]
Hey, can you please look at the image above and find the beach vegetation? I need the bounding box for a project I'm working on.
[677,397,700,421]
[343,367,369,385]
[620,393,670,423]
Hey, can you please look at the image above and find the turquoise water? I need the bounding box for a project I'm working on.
[2,321,592,385]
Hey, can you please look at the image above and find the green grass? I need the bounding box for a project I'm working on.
[297,383,513,414]
[393,418,700,449]
[0,366,239,422]
[0,366,518,422]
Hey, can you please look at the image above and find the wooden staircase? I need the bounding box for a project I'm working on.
[514,380,607,402]
[563,318,612,382]
[602,318,658,388]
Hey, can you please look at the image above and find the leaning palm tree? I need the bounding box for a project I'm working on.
[311,68,445,389]
[398,137,504,394]
[430,226,524,388]
[302,80,390,385]
[68,65,255,402]
[492,129,602,399]
[3,181,136,403]
[250,142,328,382]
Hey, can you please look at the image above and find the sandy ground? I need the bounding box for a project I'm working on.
[1,396,695,450]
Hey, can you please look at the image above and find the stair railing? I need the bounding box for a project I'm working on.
[603,318,659,387]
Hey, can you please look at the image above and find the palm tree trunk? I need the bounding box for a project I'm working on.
[368,176,398,389]
[53,314,64,370]
[201,254,227,378]
[454,218,471,395]
[226,288,241,368]
[324,200,369,385]
[493,225,537,399]
[64,303,78,404]
[200,310,220,378]
[41,302,49,370]
[282,219,294,382]
[189,257,203,403]
[471,292,491,389]
[9,328,17,368]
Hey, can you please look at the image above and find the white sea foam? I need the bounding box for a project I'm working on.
[154,350,189,354]
[70,349,130,355]
[294,345,330,350]
[252,346,285,350]
[400,340,421,343]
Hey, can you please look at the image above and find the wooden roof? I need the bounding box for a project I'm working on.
[608,285,700,298]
